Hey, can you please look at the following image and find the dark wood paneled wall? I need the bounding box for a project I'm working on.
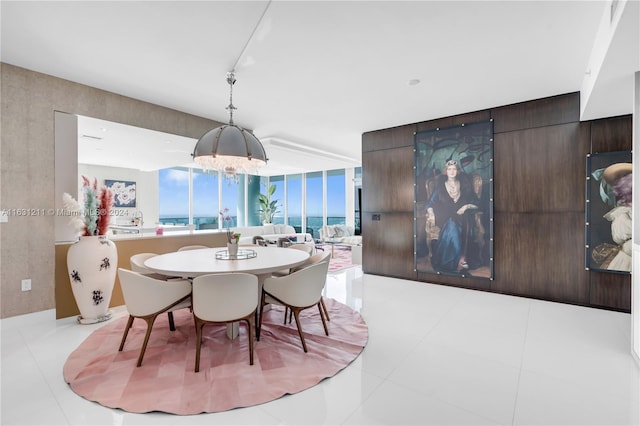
[362,92,632,312]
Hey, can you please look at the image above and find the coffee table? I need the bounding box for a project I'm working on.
[321,238,347,257]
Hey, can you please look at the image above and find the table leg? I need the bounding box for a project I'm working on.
[226,322,240,339]
[226,273,271,340]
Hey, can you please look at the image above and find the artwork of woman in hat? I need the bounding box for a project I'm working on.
[424,159,483,274]
[591,162,632,272]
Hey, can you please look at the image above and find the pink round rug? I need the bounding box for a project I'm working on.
[63,298,368,415]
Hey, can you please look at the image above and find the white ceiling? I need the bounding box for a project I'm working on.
[1,1,638,175]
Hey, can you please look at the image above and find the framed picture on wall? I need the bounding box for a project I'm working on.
[414,120,494,279]
[585,150,632,274]
[105,179,136,208]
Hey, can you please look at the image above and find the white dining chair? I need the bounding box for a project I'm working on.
[271,243,318,277]
[129,252,175,281]
[177,245,209,251]
[117,268,192,367]
[289,243,314,255]
[258,260,331,352]
[296,250,331,270]
[192,273,259,371]
[293,250,332,321]
[272,251,332,322]
[129,252,184,314]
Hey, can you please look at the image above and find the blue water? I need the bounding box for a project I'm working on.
[159,216,347,239]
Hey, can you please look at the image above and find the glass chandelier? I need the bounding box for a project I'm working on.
[192,71,268,179]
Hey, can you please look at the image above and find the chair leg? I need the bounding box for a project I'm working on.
[320,297,330,321]
[291,308,308,352]
[167,311,176,331]
[136,315,157,367]
[246,314,255,365]
[257,291,266,341]
[317,303,329,336]
[254,310,259,338]
[119,315,135,351]
[194,318,204,372]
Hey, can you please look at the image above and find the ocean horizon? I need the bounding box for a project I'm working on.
[158,215,350,238]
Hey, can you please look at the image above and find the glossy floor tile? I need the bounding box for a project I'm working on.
[2,266,639,425]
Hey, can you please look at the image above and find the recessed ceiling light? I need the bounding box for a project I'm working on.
[408,79,420,86]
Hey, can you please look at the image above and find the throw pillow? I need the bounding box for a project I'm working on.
[263,224,275,234]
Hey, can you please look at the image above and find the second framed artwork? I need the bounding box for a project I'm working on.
[105,179,137,208]
[585,150,632,274]
[414,120,494,279]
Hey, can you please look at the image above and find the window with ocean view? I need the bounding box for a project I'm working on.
[158,167,190,226]
[158,167,358,233]
[192,169,218,229]
[221,177,239,228]
[305,171,323,239]
[327,169,346,226]
[270,175,285,224]
[286,174,302,230]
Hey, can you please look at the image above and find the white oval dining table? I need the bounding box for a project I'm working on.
[143,246,310,339]
[143,245,309,278]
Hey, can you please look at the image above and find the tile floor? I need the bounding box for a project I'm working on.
[2,266,639,425]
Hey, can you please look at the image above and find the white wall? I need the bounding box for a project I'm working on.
[54,112,78,242]
[77,164,159,227]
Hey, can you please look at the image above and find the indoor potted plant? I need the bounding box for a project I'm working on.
[220,208,241,256]
[63,176,118,324]
[257,184,280,224]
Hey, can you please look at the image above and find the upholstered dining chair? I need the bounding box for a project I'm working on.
[272,250,332,322]
[258,260,331,352]
[191,273,259,371]
[271,243,318,277]
[129,252,173,279]
[129,253,185,327]
[177,245,209,251]
[289,243,315,255]
[117,268,192,367]
[294,250,331,321]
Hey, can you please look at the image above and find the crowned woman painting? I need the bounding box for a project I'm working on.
[414,120,493,279]
[425,159,484,274]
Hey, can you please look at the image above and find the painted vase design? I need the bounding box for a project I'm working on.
[67,235,118,324]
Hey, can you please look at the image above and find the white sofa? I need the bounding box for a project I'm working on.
[319,224,362,246]
[231,224,313,245]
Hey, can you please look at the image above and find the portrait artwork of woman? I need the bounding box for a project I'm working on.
[590,162,632,272]
[425,159,484,274]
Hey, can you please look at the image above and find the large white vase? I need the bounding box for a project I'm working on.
[66,235,118,324]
